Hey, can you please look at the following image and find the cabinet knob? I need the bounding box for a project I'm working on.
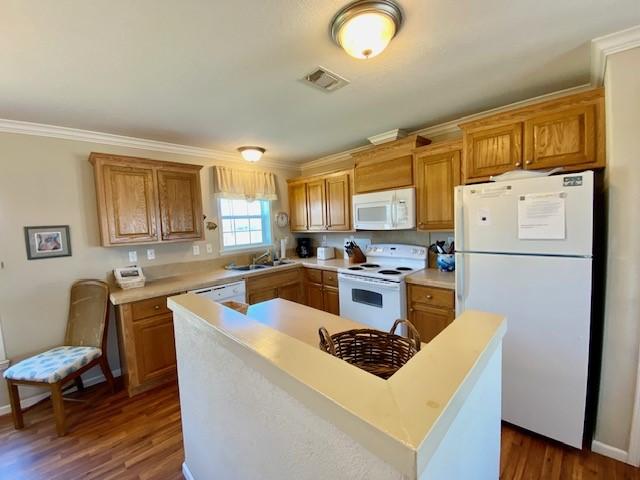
[425,295,433,300]
[525,160,532,165]
[154,305,160,310]
[409,307,414,313]
[515,161,521,167]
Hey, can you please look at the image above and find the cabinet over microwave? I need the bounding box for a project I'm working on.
[352,187,416,230]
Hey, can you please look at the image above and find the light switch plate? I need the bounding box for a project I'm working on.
[128,251,137,263]
[192,245,200,256]
[146,248,155,260]
[206,243,213,254]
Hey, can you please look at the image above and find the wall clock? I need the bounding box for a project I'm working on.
[275,212,289,228]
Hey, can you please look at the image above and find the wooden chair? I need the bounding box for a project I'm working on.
[3,279,115,436]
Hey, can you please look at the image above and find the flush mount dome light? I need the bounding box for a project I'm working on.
[237,146,266,162]
[330,0,403,59]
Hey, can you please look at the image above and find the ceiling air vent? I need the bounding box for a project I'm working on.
[302,66,349,92]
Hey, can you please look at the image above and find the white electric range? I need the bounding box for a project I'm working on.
[338,244,428,331]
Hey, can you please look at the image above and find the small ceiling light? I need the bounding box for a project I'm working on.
[330,0,403,59]
[237,146,266,162]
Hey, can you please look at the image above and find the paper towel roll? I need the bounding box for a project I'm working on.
[280,238,287,259]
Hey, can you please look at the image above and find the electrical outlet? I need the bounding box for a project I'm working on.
[206,243,213,254]
[146,248,155,260]
[192,245,200,256]
[128,251,137,263]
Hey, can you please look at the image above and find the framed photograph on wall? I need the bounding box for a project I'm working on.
[24,225,72,260]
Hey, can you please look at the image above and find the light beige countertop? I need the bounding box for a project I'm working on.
[406,268,455,290]
[109,256,354,305]
[168,295,505,477]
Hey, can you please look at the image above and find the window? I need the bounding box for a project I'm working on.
[219,198,271,251]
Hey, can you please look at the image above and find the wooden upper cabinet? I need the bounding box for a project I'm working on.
[325,173,351,231]
[306,179,327,231]
[463,123,523,183]
[288,182,308,232]
[89,153,203,246]
[287,170,352,232]
[414,141,462,231]
[524,103,601,170]
[157,169,203,241]
[101,164,159,244]
[460,88,605,183]
[352,135,430,193]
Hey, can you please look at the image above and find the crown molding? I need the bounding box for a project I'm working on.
[0,118,297,171]
[591,24,640,86]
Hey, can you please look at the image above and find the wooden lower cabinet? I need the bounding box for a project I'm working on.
[304,267,340,314]
[132,314,177,385]
[322,286,340,315]
[246,268,303,305]
[407,284,455,344]
[116,295,178,397]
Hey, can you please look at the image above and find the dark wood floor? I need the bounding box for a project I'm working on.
[0,381,638,479]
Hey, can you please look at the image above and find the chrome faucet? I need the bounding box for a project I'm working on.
[252,249,273,265]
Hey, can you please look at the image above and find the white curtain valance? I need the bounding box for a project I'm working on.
[212,165,278,201]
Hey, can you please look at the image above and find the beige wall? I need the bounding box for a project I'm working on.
[594,46,640,452]
[0,132,298,408]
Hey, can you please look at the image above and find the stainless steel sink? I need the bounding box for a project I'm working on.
[229,264,270,271]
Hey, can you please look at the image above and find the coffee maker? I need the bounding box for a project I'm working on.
[296,238,312,258]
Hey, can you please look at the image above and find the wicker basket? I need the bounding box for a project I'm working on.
[318,319,421,379]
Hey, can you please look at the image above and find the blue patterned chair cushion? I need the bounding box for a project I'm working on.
[3,346,102,384]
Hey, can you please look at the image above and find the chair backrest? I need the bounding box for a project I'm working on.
[64,280,110,349]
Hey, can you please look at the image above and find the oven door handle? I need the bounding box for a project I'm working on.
[338,273,402,290]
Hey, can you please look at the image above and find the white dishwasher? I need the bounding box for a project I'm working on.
[188,280,246,303]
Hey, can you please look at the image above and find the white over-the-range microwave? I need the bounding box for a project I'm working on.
[352,187,416,230]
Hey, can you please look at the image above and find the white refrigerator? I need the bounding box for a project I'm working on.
[455,171,594,448]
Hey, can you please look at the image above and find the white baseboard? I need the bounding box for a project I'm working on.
[0,368,121,417]
[592,439,629,464]
[182,462,195,480]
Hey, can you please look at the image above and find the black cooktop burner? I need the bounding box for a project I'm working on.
[378,270,401,275]
[348,266,364,270]
[396,267,413,271]
[361,263,380,268]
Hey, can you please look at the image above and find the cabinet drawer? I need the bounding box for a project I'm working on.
[322,270,339,287]
[304,268,323,284]
[131,295,171,321]
[247,268,302,292]
[408,285,454,309]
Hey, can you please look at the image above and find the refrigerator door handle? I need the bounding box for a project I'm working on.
[454,186,464,250]
[455,253,464,314]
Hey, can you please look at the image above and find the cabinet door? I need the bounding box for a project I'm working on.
[326,174,351,231]
[306,179,327,231]
[132,314,177,384]
[464,123,523,182]
[248,287,278,305]
[102,164,159,244]
[323,287,340,315]
[288,182,308,232]
[408,304,455,344]
[278,283,303,304]
[524,104,599,170]
[157,169,203,241]
[416,151,461,231]
[354,156,413,193]
[305,282,324,310]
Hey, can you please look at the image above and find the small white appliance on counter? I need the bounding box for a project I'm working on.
[455,171,596,448]
[188,280,246,303]
[338,244,427,331]
[316,246,335,260]
[352,187,415,230]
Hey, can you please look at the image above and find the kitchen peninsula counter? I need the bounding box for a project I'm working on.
[169,295,505,480]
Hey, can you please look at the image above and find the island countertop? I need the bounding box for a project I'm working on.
[168,295,505,478]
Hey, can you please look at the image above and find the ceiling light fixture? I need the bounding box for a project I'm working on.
[237,146,266,162]
[330,0,403,60]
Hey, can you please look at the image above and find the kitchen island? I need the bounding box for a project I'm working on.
[168,295,505,480]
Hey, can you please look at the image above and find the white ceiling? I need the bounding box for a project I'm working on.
[1,1,639,164]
